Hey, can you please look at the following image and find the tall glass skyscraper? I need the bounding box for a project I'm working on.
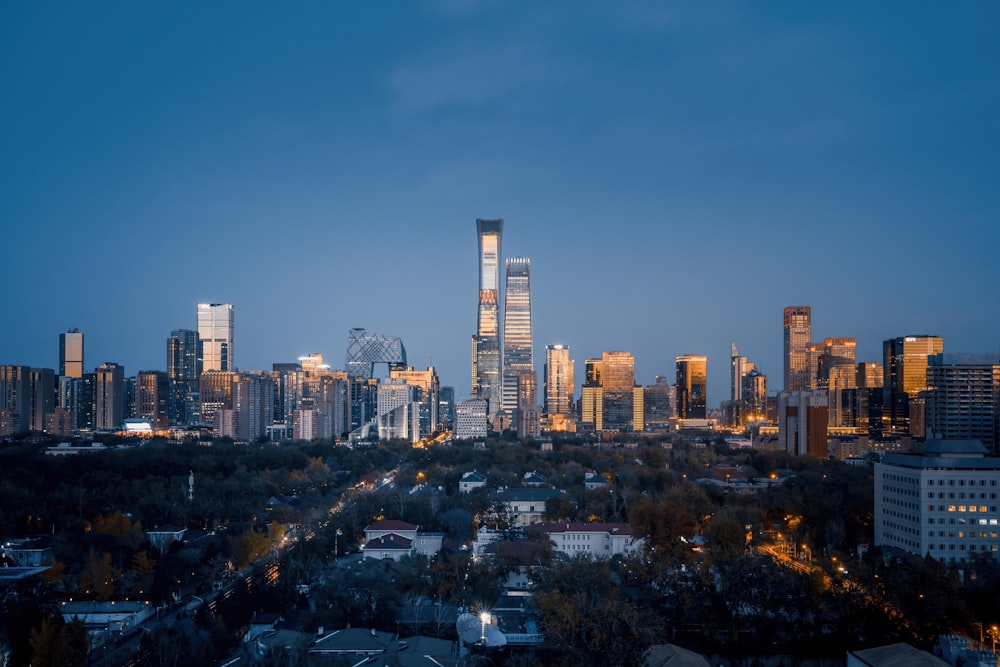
[883,335,944,436]
[198,303,234,372]
[783,306,811,392]
[676,354,708,419]
[544,344,574,416]
[501,257,533,415]
[167,329,201,424]
[472,219,502,419]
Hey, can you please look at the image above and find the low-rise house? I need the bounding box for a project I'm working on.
[528,522,644,558]
[147,525,187,554]
[362,520,443,561]
[522,471,547,486]
[584,470,609,490]
[1,537,54,567]
[492,487,569,528]
[309,628,398,660]
[459,471,487,493]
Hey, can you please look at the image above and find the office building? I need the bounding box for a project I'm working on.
[439,386,455,430]
[59,329,84,379]
[592,352,642,433]
[856,362,884,437]
[95,362,125,431]
[926,354,1000,453]
[883,335,944,436]
[676,354,707,420]
[136,371,169,428]
[197,303,235,372]
[644,376,674,430]
[390,366,440,438]
[29,368,55,432]
[874,439,1000,564]
[543,345,574,416]
[472,219,503,421]
[741,368,768,423]
[377,378,418,442]
[579,358,603,431]
[167,329,200,425]
[232,373,275,441]
[454,398,488,440]
[501,257,533,417]
[56,376,82,432]
[199,370,237,427]
[777,390,828,457]
[515,369,540,439]
[783,306,812,392]
[0,365,31,435]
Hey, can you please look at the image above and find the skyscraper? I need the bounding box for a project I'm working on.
[0,365,31,435]
[136,370,169,428]
[580,358,603,431]
[601,351,639,432]
[472,219,503,420]
[676,354,708,420]
[544,345,574,417]
[59,329,84,379]
[95,362,124,430]
[197,303,234,372]
[167,329,200,425]
[883,335,944,436]
[783,306,811,392]
[29,368,55,432]
[926,353,1000,453]
[501,257,533,416]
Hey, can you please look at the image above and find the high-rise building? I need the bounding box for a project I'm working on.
[454,398,488,440]
[543,345,574,418]
[729,343,759,428]
[197,303,235,372]
[579,358,603,431]
[59,329,84,379]
[29,368,55,432]
[644,376,674,430]
[883,335,944,436]
[676,354,707,420]
[501,258,533,416]
[167,329,201,425]
[601,352,640,432]
[926,353,1000,453]
[136,371,170,428]
[515,369,540,439]
[199,370,237,427]
[95,362,124,430]
[783,306,812,392]
[856,362,884,437]
[777,390,828,457]
[741,369,768,423]
[472,219,503,421]
[439,386,455,430]
[390,366,440,438]
[232,373,275,441]
[0,365,31,435]
[56,376,82,432]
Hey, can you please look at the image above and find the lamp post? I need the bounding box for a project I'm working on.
[335,528,342,557]
[480,611,489,645]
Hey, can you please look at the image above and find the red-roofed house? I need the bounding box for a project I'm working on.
[362,520,443,561]
[527,522,644,559]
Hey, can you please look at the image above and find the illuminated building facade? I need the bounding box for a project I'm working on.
[875,439,1000,564]
[454,398,488,440]
[199,370,236,427]
[136,370,169,428]
[544,345,574,426]
[95,362,124,430]
[0,365,31,435]
[472,218,503,421]
[501,258,533,416]
[516,369,540,439]
[390,366,440,438]
[599,352,641,432]
[676,354,707,420]
[777,390,828,457]
[883,335,944,436]
[232,373,275,441]
[59,329,84,379]
[741,368,768,423]
[579,358,603,431]
[197,303,234,372]
[167,329,200,425]
[856,362,884,436]
[783,306,812,392]
[926,354,1000,453]
[644,376,674,430]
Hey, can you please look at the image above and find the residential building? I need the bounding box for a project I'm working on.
[361,520,443,561]
[527,522,644,559]
[492,487,569,528]
[58,329,84,379]
[676,354,707,420]
[516,369,540,439]
[232,373,275,441]
[197,302,234,372]
[95,362,124,430]
[783,306,811,392]
[377,377,419,442]
[0,365,31,435]
[874,439,1000,564]
[472,218,503,420]
[777,390,828,457]
[926,354,1000,454]
[883,335,944,436]
[199,370,236,427]
[29,368,55,432]
[459,471,487,493]
[390,366,440,437]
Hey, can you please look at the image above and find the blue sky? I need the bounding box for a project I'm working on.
[2,1,998,407]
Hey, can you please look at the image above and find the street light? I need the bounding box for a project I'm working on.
[335,528,343,557]
[480,611,490,645]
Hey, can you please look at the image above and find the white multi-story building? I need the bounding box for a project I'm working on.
[874,439,1000,565]
[454,398,488,439]
[527,522,644,559]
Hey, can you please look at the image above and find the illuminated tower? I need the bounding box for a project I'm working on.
[501,258,533,415]
[59,329,84,379]
[167,329,200,425]
[472,218,503,420]
[197,303,234,372]
[544,345,574,417]
[601,351,639,432]
[95,362,124,430]
[136,370,169,428]
[783,306,811,392]
[676,354,707,419]
[883,335,944,436]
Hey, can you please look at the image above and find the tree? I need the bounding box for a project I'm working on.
[78,548,121,600]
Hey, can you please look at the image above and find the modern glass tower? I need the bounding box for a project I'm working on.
[883,335,944,436]
[783,306,812,392]
[168,329,201,424]
[544,344,574,416]
[676,354,708,419]
[198,303,234,372]
[472,219,503,420]
[501,257,533,415]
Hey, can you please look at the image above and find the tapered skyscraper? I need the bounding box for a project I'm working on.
[198,303,234,372]
[472,219,503,420]
[783,306,811,392]
[501,257,533,415]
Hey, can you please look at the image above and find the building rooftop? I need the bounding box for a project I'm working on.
[366,519,418,532]
[363,534,413,551]
[528,522,635,536]
[848,642,949,667]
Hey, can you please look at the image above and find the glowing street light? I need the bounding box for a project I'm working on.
[480,611,490,645]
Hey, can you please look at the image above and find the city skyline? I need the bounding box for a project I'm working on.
[2,3,998,406]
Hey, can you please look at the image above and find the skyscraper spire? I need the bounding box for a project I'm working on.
[472,219,503,420]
